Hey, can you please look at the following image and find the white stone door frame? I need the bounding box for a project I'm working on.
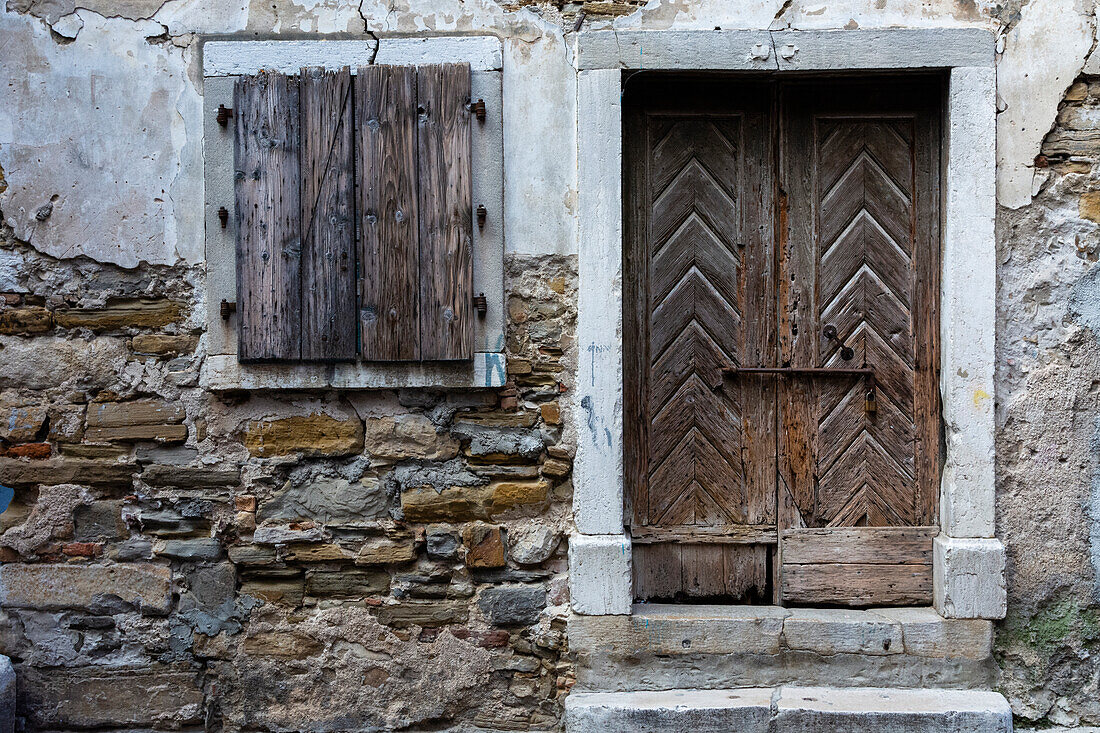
[568,28,1006,620]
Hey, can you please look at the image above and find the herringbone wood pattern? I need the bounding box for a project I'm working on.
[645,118,747,526]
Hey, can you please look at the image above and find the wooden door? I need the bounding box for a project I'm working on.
[624,77,777,602]
[776,79,942,606]
[625,75,942,606]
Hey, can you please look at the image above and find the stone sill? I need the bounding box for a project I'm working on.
[570,604,992,660]
[201,353,507,391]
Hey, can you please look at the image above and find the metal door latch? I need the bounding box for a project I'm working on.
[823,324,854,361]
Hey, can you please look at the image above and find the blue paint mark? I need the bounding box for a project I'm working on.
[0,485,13,515]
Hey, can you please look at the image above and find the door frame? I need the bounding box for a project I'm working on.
[569,28,1006,621]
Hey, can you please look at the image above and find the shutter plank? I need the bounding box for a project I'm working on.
[356,65,420,360]
[782,563,932,607]
[300,66,356,361]
[234,72,302,361]
[417,63,473,360]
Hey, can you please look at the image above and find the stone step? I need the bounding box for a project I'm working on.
[565,687,1013,733]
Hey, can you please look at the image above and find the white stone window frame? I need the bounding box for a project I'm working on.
[568,28,1006,621]
[199,37,507,391]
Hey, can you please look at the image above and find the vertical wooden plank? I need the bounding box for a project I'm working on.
[356,65,420,361]
[300,66,356,361]
[234,72,302,362]
[632,543,683,601]
[681,544,727,598]
[417,63,474,360]
[914,104,942,525]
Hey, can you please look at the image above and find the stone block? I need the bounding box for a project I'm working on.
[479,585,547,626]
[426,526,460,560]
[356,536,417,565]
[568,533,631,615]
[243,631,323,658]
[0,306,52,334]
[307,568,390,596]
[228,544,277,566]
[401,479,549,523]
[0,656,11,733]
[243,414,364,457]
[53,297,184,331]
[783,608,902,656]
[0,457,135,488]
[0,400,46,442]
[253,525,326,545]
[362,414,460,460]
[540,457,572,478]
[141,464,241,489]
[934,536,1006,619]
[773,686,1012,732]
[508,524,561,565]
[46,403,86,442]
[0,562,171,614]
[286,543,354,562]
[261,475,387,525]
[464,524,505,568]
[565,689,774,733]
[131,333,198,356]
[374,600,468,627]
[241,576,304,606]
[154,537,224,561]
[19,666,204,730]
[0,442,50,459]
[872,607,993,660]
[86,399,187,443]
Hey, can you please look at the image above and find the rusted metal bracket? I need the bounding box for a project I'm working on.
[473,293,488,318]
[476,204,487,229]
[217,207,229,228]
[220,300,237,320]
[216,104,234,127]
[470,98,486,122]
[822,324,854,361]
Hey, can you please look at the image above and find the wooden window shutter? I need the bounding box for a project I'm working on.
[357,63,474,361]
[234,68,357,363]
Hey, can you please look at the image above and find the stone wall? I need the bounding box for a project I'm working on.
[0,214,578,729]
[3,0,1100,730]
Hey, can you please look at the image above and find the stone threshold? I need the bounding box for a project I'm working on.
[565,687,1013,732]
[573,604,992,659]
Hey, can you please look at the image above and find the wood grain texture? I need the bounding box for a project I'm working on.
[417,63,474,360]
[234,72,302,361]
[624,77,775,603]
[782,563,932,606]
[632,542,771,602]
[631,524,777,544]
[356,65,420,360]
[780,526,936,564]
[300,66,356,361]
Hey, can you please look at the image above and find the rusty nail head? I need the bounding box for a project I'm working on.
[218,207,229,228]
[216,104,234,127]
[471,99,486,122]
[220,300,237,320]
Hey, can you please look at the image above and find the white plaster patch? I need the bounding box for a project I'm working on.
[154,0,247,35]
[0,10,203,267]
[996,0,1093,209]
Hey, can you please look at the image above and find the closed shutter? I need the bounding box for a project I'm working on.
[233,63,474,363]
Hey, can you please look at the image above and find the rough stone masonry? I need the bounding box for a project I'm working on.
[2,0,1100,731]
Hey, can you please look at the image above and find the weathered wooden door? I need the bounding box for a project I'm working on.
[776,79,942,605]
[625,76,942,606]
[624,77,777,603]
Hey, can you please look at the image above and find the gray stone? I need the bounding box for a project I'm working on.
[565,689,774,733]
[479,585,546,626]
[507,524,560,565]
[0,563,171,614]
[140,463,239,488]
[0,655,12,733]
[109,537,153,561]
[155,538,223,561]
[426,527,461,560]
[73,500,124,541]
[260,475,388,526]
[463,429,544,460]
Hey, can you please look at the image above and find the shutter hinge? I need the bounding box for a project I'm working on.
[476,204,487,229]
[217,207,229,228]
[473,293,487,318]
[216,104,234,127]
[220,300,237,320]
[469,98,486,123]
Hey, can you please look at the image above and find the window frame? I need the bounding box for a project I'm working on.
[200,37,506,390]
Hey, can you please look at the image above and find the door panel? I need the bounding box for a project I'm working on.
[777,80,942,605]
[625,77,776,602]
[624,76,942,606]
